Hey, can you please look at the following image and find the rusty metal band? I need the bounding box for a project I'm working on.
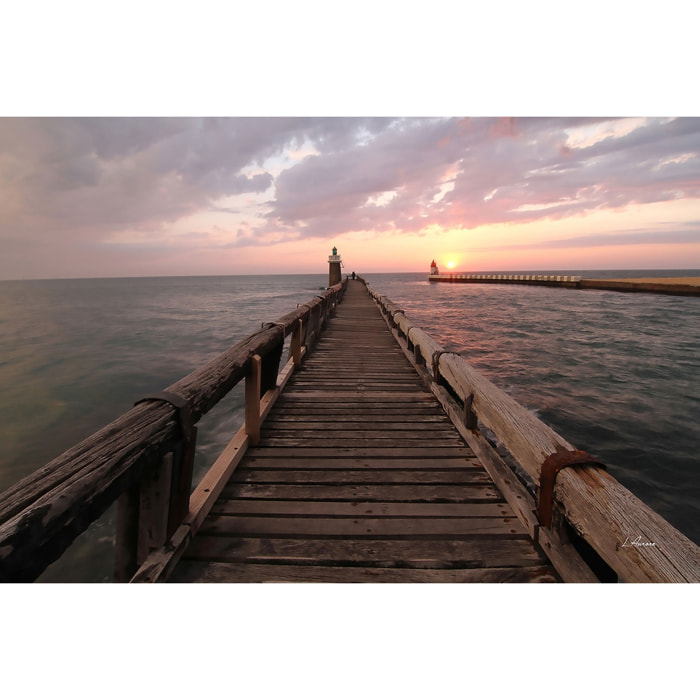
[431,350,447,378]
[134,391,195,445]
[537,450,607,528]
[262,321,287,334]
[463,393,478,429]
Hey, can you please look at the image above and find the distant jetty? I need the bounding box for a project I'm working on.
[428,272,700,297]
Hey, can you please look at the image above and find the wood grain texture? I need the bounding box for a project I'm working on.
[170,279,557,583]
[0,283,346,581]
[365,278,700,583]
[169,560,559,583]
[179,535,546,569]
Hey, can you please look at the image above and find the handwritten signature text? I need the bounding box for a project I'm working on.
[621,535,657,548]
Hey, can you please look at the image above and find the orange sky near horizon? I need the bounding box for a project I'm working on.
[0,117,699,279]
[127,198,700,278]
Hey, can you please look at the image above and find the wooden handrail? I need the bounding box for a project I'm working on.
[359,276,700,582]
[0,280,346,582]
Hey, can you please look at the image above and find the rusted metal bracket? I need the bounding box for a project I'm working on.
[463,393,478,429]
[134,390,198,536]
[135,391,195,446]
[413,343,425,366]
[262,321,287,335]
[431,350,447,379]
[537,450,607,528]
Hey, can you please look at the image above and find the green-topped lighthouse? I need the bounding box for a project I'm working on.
[328,246,343,286]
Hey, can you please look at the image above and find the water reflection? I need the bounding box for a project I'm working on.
[370,272,700,543]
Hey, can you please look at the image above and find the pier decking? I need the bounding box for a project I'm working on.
[170,280,558,582]
[2,274,698,584]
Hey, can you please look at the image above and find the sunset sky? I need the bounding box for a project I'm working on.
[2,4,699,281]
[2,2,692,676]
[1,116,698,280]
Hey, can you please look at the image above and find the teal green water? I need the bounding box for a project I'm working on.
[1,270,698,581]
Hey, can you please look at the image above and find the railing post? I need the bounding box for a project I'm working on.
[245,354,262,446]
[463,393,478,430]
[305,304,321,348]
[290,318,303,368]
[167,428,197,537]
[260,338,283,394]
[136,453,174,564]
[115,443,191,582]
[414,343,425,367]
[114,485,139,582]
[0,285,353,582]
[320,296,329,328]
[313,304,321,339]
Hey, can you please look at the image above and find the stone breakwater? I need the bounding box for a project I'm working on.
[580,277,700,296]
[428,274,700,296]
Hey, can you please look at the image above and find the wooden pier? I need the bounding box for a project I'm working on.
[429,273,700,296]
[1,275,698,583]
[169,280,557,582]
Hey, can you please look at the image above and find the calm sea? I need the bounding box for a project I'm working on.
[1,270,698,581]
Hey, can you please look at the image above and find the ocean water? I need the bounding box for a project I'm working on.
[0,270,698,581]
[370,269,700,550]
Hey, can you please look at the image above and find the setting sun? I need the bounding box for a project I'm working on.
[447,261,456,269]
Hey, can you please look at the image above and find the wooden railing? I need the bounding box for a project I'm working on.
[0,280,347,582]
[360,276,700,583]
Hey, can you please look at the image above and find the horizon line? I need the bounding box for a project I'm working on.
[3,266,700,283]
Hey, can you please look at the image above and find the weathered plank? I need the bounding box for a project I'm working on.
[242,457,479,469]
[260,426,459,437]
[199,515,526,537]
[229,468,494,484]
[159,278,558,581]
[268,405,443,415]
[258,435,465,447]
[167,278,559,583]
[182,535,547,569]
[430,383,600,583]
[243,447,475,458]
[0,282,346,582]
[137,454,174,563]
[267,414,448,423]
[169,561,559,583]
[262,421,453,431]
[220,483,504,502]
[279,391,437,400]
[366,278,700,582]
[209,499,512,518]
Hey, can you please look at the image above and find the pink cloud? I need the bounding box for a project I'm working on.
[1,117,699,278]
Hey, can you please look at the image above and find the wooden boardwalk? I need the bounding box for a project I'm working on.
[170,280,559,582]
